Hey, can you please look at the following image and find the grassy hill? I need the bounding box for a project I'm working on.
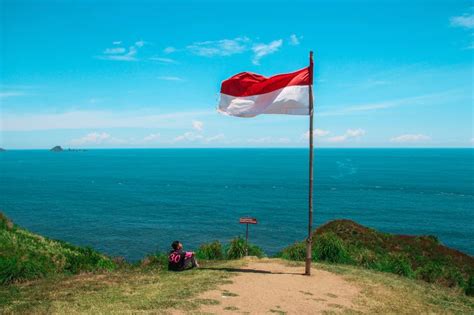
[0,213,116,284]
[1,213,473,313]
[277,219,474,295]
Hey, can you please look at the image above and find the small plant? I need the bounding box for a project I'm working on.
[276,242,306,261]
[196,241,223,260]
[225,237,264,259]
[141,253,168,268]
[313,232,350,264]
[416,262,444,283]
[464,275,474,296]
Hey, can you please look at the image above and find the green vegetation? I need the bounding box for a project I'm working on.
[1,213,473,314]
[196,237,265,260]
[277,219,474,295]
[0,213,116,285]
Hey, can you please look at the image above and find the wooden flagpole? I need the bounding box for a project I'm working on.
[305,51,314,276]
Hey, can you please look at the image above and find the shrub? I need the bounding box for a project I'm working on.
[313,233,350,264]
[225,237,264,259]
[196,241,223,260]
[276,242,306,261]
[465,275,474,296]
[141,253,168,268]
[0,255,52,284]
[385,254,414,278]
[416,262,444,283]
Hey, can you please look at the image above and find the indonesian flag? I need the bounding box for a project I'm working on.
[218,65,313,118]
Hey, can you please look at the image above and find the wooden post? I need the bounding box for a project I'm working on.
[245,223,249,256]
[305,51,314,276]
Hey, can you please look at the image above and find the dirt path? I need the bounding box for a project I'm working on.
[198,259,361,314]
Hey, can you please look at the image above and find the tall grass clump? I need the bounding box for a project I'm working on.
[314,232,351,264]
[196,241,223,260]
[225,237,264,259]
[0,212,116,284]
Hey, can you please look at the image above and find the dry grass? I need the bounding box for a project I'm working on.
[0,260,243,314]
[1,258,473,314]
[317,262,474,314]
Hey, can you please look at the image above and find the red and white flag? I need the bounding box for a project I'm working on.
[218,65,313,117]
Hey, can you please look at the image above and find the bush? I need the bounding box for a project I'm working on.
[416,262,444,283]
[465,275,474,296]
[276,242,306,261]
[385,254,414,278]
[225,237,264,259]
[0,255,52,284]
[313,233,350,264]
[196,241,223,260]
[141,253,168,268]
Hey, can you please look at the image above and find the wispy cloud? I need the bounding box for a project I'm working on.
[104,47,126,54]
[302,129,330,139]
[450,14,474,29]
[1,110,214,131]
[149,57,178,64]
[450,13,474,49]
[327,129,366,143]
[318,91,460,116]
[142,133,161,143]
[112,41,122,45]
[97,40,146,61]
[157,76,184,81]
[289,34,302,45]
[192,120,204,131]
[252,39,283,65]
[0,91,25,99]
[390,134,430,143]
[186,37,249,57]
[70,132,125,145]
[164,46,177,54]
[247,136,291,144]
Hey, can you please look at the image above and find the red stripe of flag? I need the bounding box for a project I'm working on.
[220,66,312,97]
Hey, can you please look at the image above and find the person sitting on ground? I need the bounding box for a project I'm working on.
[168,240,199,271]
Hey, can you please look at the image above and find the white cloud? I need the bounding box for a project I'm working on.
[247,137,291,144]
[157,76,184,81]
[135,40,145,47]
[289,34,302,45]
[150,57,178,64]
[173,131,204,142]
[450,14,474,29]
[70,132,125,146]
[0,91,25,99]
[142,133,161,142]
[327,129,366,143]
[390,134,430,143]
[318,91,461,117]
[187,37,249,57]
[205,134,225,142]
[164,46,177,54]
[192,120,204,131]
[302,129,330,139]
[1,110,213,131]
[104,47,126,54]
[98,41,145,61]
[252,39,283,65]
[113,41,122,45]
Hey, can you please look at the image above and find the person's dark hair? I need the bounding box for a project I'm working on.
[171,240,180,250]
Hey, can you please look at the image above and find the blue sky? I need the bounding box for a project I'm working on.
[0,0,472,149]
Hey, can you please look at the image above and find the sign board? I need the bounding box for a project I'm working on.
[239,217,257,224]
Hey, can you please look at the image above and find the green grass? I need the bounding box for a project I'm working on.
[0,260,242,314]
[0,213,116,284]
[276,219,474,295]
[196,237,265,260]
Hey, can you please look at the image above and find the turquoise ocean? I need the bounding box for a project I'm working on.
[1,149,473,260]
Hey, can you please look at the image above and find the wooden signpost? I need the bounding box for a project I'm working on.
[239,217,257,256]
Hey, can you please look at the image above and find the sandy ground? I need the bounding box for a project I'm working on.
[198,259,361,314]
